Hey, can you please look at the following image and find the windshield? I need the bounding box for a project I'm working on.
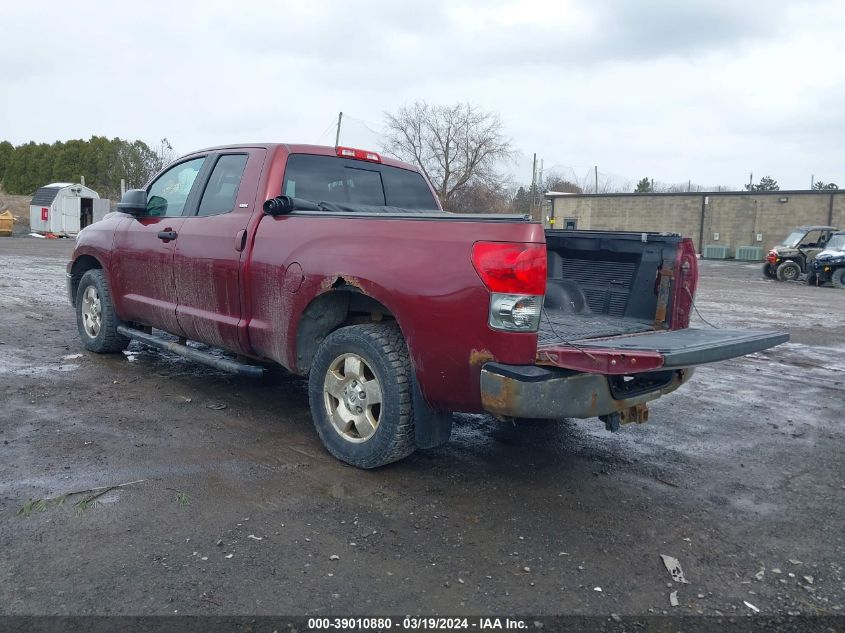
[780,230,805,247]
[825,234,845,251]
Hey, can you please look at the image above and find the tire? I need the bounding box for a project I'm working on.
[762,263,777,279]
[75,269,130,353]
[776,261,801,282]
[832,268,845,289]
[805,271,818,286]
[308,323,416,468]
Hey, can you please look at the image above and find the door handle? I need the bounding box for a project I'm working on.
[234,229,247,252]
[157,230,178,241]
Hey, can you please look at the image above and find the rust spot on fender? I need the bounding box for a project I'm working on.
[469,348,495,367]
[321,275,365,292]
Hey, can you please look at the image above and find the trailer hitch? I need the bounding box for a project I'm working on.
[599,403,650,432]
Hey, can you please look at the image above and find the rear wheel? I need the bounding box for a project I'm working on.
[832,268,845,289]
[805,271,818,286]
[776,261,801,282]
[762,263,777,279]
[75,269,130,353]
[308,323,416,468]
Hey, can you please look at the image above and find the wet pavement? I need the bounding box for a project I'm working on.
[1,236,843,616]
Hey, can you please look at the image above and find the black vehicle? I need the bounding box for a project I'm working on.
[810,231,845,288]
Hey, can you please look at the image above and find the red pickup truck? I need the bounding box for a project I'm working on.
[67,143,787,468]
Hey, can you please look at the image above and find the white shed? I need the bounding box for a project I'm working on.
[29,183,111,236]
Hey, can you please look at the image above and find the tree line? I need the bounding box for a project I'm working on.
[0,136,173,200]
[3,105,839,210]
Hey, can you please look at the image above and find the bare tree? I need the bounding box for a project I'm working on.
[383,102,513,210]
[543,172,583,194]
[449,181,514,214]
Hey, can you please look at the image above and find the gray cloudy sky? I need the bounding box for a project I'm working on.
[1,0,843,189]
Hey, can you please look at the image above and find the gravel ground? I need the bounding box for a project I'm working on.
[0,236,843,618]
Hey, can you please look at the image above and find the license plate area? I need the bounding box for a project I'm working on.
[607,370,676,399]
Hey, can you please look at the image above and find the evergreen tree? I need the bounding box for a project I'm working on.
[634,177,652,193]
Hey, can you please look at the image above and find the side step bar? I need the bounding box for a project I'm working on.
[116,325,265,378]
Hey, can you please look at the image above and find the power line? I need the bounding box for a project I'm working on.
[315,119,338,144]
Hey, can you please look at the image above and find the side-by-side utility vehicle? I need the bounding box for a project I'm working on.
[763,226,837,282]
[810,231,845,288]
[68,143,788,468]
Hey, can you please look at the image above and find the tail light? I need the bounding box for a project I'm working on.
[766,250,779,264]
[472,242,546,332]
[336,146,381,162]
[671,238,698,329]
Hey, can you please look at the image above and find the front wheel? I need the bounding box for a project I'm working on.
[75,269,130,353]
[806,271,818,286]
[776,261,801,282]
[308,323,416,468]
[832,268,845,289]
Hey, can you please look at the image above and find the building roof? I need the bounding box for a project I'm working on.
[30,183,90,206]
[546,189,842,199]
[30,186,63,207]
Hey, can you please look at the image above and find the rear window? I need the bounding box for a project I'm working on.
[282,154,438,210]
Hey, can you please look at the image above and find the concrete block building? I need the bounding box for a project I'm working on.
[545,190,845,259]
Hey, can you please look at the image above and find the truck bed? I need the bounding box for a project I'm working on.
[539,229,684,347]
[538,312,653,345]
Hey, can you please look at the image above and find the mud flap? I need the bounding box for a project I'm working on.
[412,375,453,449]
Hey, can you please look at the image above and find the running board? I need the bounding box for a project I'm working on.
[116,325,265,378]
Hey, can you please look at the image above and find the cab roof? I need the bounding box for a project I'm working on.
[187,143,418,172]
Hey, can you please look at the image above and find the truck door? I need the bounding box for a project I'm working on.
[111,156,207,335]
[172,150,265,352]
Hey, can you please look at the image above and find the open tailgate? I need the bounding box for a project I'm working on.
[537,328,789,375]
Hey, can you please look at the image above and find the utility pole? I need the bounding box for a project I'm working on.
[688,179,691,192]
[594,166,598,194]
[748,172,753,191]
[811,174,814,190]
[334,111,343,146]
[530,153,537,219]
[650,178,654,193]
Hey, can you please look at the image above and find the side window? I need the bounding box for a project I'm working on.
[146,158,205,217]
[382,167,438,209]
[197,154,249,217]
[343,167,385,205]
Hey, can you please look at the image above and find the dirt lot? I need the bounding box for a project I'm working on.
[1,236,843,618]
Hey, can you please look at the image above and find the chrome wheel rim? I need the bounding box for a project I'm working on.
[323,353,383,443]
[81,285,102,338]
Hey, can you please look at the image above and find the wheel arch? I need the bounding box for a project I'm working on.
[69,254,104,307]
[294,279,399,376]
[293,277,454,452]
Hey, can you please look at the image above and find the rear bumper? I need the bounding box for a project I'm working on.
[480,362,693,419]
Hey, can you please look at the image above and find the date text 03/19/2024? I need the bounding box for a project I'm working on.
[306,617,528,630]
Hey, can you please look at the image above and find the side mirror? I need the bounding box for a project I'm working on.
[117,189,148,216]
